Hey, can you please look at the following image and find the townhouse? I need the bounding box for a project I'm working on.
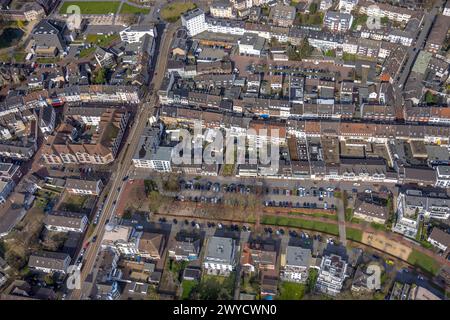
[65,178,103,195]
[44,211,89,233]
[427,228,450,252]
[28,251,71,274]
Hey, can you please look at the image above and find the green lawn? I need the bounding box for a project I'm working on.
[181,280,198,299]
[79,47,96,58]
[342,52,357,62]
[60,194,89,212]
[289,211,338,221]
[119,3,150,14]
[13,52,27,62]
[351,14,368,30]
[261,215,339,235]
[85,34,119,47]
[222,164,235,176]
[346,228,363,242]
[277,282,306,300]
[407,249,440,276]
[161,2,197,22]
[59,1,121,14]
[370,222,388,231]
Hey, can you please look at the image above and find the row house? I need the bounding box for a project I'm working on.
[360,104,396,121]
[358,0,416,23]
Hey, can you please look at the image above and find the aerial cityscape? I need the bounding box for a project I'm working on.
[0,0,449,303]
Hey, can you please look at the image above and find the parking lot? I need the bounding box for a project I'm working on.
[176,179,339,210]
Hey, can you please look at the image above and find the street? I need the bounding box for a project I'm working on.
[68,21,179,300]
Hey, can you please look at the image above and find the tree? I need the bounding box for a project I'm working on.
[425,91,438,105]
[309,3,318,15]
[93,68,107,84]
[190,277,233,300]
[5,250,26,270]
[287,38,314,61]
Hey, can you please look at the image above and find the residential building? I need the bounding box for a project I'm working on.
[260,270,279,297]
[31,19,66,53]
[269,4,296,27]
[132,124,172,172]
[240,242,277,273]
[210,0,236,19]
[339,0,358,14]
[203,236,237,276]
[427,228,450,252]
[168,235,201,261]
[436,165,450,188]
[41,108,129,165]
[65,178,103,195]
[28,251,71,274]
[94,47,116,68]
[0,162,21,181]
[44,211,88,233]
[401,191,450,220]
[351,263,382,292]
[425,15,450,53]
[0,2,45,21]
[320,0,333,11]
[181,8,207,37]
[102,224,136,256]
[353,195,388,224]
[137,232,165,260]
[324,11,353,33]
[280,246,312,283]
[316,253,348,295]
[444,1,450,16]
[0,179,14,204]
[358,0,415,23]
[238,33,266,56]
[119,25,157,43]
[38,105,56,135]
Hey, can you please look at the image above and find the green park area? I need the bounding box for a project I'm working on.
[120,3,150,14]
[59,1,121,14]
[261,215,339,235]
[407,249,440,276]
[161,2,196,22]
[261,215,363,242]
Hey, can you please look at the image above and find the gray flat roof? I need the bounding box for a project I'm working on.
[205,236,235,264]
[286,246,311,268]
